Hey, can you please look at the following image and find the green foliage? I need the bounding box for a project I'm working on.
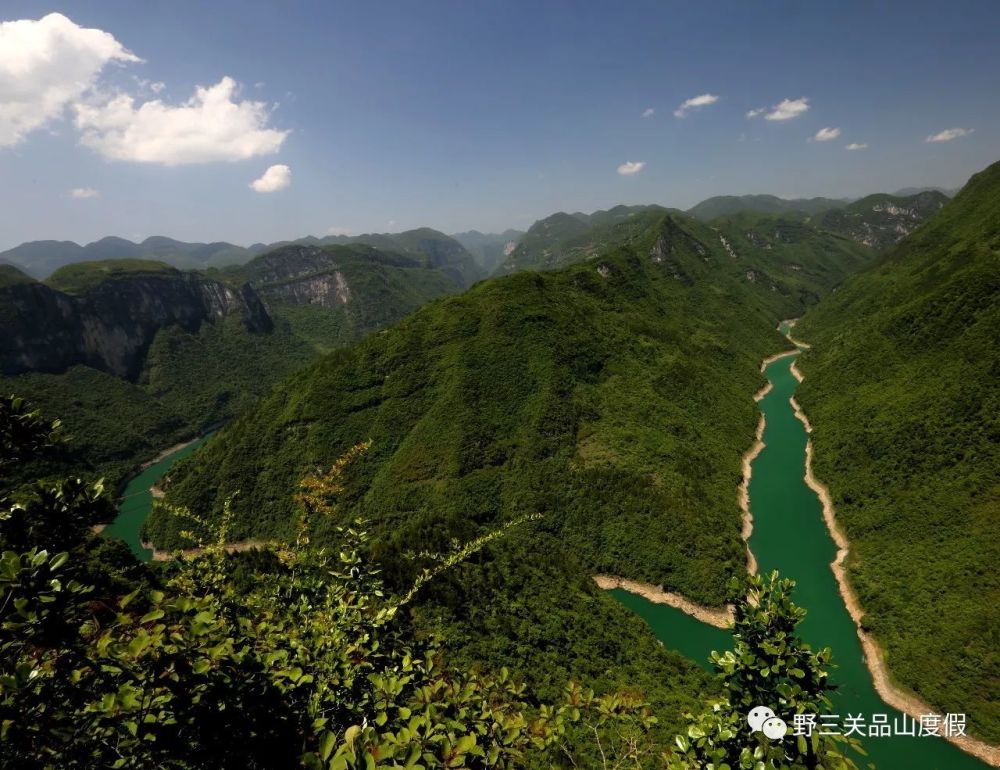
[496,207,874,319]
[2,245,461,492]
[795,159,1000,742]
[668,573,861,770]
[815,191,948,251]
[497,207,664,274]
[152,237,784,602]
[46,259,178,294]
[0,265,34,289]
[1,411,673,770]
[142,220,808,752]
[0,395,64,471]
[686,195,848,222]
[709,213,875,309]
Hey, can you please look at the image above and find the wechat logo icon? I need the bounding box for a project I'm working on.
[748,706,787,740]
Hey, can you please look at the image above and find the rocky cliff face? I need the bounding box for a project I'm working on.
[240,245,384,307]
[815,191,948,250]
[1,272,272,379]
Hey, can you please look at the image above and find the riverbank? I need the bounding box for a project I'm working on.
[740,349,800,575]
[789,358,1000,767]
[139,436,203,471]
[592,575,733,629]
[778,318,812,350]
[142,538,276,562]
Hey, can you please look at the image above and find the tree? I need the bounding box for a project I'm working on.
[0,397,655,769]
[667,572,862,770]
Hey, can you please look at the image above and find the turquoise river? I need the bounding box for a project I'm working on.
[102,350,993,768]
[103,434,211,561]
[611,348,990,769]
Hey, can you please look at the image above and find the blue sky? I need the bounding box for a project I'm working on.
[1,0,998,249]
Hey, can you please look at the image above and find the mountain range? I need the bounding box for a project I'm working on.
[3,161,998,752]
[0,227,483,287]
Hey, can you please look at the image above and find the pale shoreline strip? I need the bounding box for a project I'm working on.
[778,317,812,350]
[592,575,733,629]
[740,349,799,575]
[139,434,204,470]
[789,359,1000,766]
[142,539,276,562]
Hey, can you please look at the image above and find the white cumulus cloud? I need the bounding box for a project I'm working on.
[0,13,139,148]
[250,164,291,193]
[75,76,288,165]
[812,127,841,142]
[673,93,719,118]
[642,107,655,118]
[69,186,99,198]
[845,142,868,151]
[748,97,810,121]
[925,127,973,143]
[617,161,645,176]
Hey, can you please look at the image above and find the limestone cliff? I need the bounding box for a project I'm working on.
[0,268,272,379]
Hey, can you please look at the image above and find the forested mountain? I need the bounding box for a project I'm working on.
[813,190,949,250]
[795,159,1000,743]
[450,229,524,274]
[1,228,481,286]
[0,248,460,487]
[141,208,865,734]
[496,205,666,273]
[686,194,849,221]
[0,236,265,278]
[495,205,875,312]
[1,260,271,379]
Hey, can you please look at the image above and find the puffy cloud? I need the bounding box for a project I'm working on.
[925,127,973,143]
[642,107,655,118]
[812,127,841,142]
[845,142,868,151]
[70,186,99,198]
[75,76,288,165]
[250,163,291,193]
[746,107,765,118]
[617,161,645,176]
[674,93,719,118]
[765,97,810,121]
[0,13,139,147]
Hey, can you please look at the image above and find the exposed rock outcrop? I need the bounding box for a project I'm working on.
[1,270,271,379]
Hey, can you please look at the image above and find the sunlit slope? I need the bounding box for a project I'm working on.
[497,206,876,312]
[795,158,1000,742]
[151,212,791,594]
[148,213,796,717]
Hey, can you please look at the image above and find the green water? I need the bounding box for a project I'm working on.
[610,353,989,769]
[103,435,211,561]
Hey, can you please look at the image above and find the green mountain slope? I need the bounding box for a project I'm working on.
[496,205,665,274]
[450,229,524,274]
[145,211,822,725]
[710,213,876,306]
[814,190,949,250]
[0,264,35,288]
[795,159,1000,742]
[2,228,480,286]
[232,243,460,352]
[0,236,265,278]
[687,194,848,221]
[1,249,458,488]
[320,227,481,287]
[496,205,875,313]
